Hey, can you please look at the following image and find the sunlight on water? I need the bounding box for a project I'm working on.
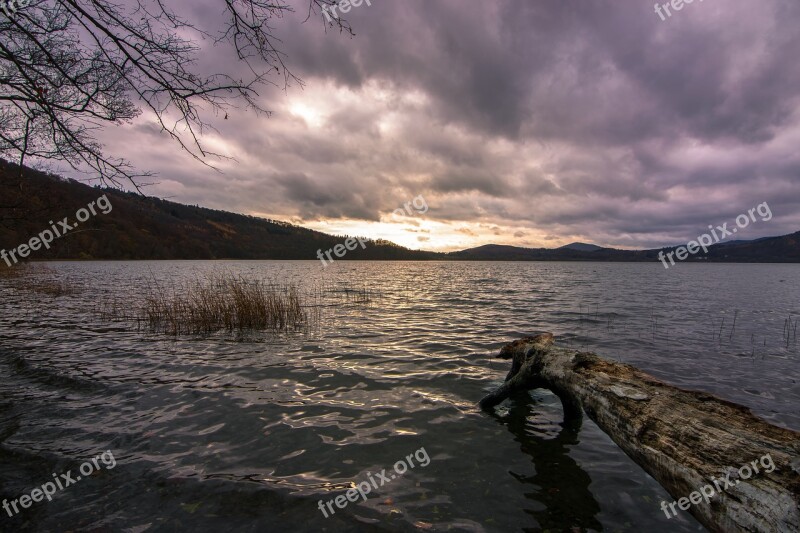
[0,261,797,531]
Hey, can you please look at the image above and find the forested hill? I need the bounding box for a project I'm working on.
[2,160,798,262]
[0,160,441,261]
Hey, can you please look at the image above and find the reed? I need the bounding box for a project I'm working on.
[0,262,76,296]
[24,278,75,297]
[342,284,375,304]
[135,273,307,335]
[0,262,29,279]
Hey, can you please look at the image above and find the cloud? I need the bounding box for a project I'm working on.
[80,0,800,250]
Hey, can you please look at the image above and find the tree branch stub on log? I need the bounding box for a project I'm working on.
[480,333,800,533]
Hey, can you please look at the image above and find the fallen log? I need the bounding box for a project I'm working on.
[480,333,800,533]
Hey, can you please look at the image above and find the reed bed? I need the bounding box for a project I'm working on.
[22,278,76,297]
[0,262,77,296]
[135,274,308,335]
[304,280,381,307]
[0,262,29,279]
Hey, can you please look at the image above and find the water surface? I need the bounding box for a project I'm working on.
[1,261,797,532]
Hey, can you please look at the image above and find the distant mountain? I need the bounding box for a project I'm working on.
[558,242,604,252]
[451,233,800,263]
[448,244,649,262]
[2,159,799,263]
[713,236,772,247]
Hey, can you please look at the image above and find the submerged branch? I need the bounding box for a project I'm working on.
[480,334,800,533]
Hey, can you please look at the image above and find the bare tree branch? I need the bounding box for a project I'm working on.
[0,0,354,189]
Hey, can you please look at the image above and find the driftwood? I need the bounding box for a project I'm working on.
[480,334,800,533]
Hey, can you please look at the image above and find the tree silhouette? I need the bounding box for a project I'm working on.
[0,0,352,188]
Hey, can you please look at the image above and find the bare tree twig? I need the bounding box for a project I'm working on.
[0,0,354,189]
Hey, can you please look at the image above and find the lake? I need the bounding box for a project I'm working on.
[0,261,797,532]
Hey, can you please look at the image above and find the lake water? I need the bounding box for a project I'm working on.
[1,261,798,532]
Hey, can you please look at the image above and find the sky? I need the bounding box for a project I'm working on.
[70,0,800,252]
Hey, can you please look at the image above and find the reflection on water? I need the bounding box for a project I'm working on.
[491,390,602,532]
[0,261,797,532]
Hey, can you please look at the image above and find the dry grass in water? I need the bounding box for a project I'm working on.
[342,284,375,304]
[129,273,308,335]
[0,262,29,279]
[23,278,76,297]
[305,280,381,307]
[0,262,76,296]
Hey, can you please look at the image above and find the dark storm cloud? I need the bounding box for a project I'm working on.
[96,0,800,249]
[429,168,510,196]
